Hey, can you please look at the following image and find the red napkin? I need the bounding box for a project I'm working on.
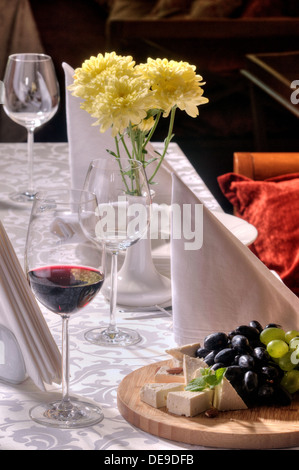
[218,172,299,295]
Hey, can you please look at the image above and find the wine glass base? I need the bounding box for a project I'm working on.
[29,398,104,429]
[10,190,36,204]
[84,326,142,346]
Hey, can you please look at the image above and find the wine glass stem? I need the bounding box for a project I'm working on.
[61,314,71,408]
[108,251,118,334]
[27,127,34,195]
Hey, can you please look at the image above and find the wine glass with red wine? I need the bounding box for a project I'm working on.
[25,189,105,428]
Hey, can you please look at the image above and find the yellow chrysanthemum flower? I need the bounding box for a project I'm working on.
[136,115,155,133]
[69,52,143,122]
[136,58,208,117]
[69,52,135,101]
[68,52,208,184]
[91,75,154,136]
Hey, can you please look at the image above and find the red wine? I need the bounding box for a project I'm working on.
[28,265,104,315]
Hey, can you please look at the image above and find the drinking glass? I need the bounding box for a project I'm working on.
[83,157,151,346]
[25,189,105,428]
[3,53,60,203]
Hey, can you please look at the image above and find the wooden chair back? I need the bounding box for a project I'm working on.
[233,152,299,180]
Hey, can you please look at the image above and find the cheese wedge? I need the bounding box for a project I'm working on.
[140,382,185,408]
[213,377,248,411]
[183,354,207,385]
[167,389,214,417]
[166,343,201,362]
[154,365,185,383]
[171,358,183,367]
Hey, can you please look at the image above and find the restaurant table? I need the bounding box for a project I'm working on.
[0,141,223,451]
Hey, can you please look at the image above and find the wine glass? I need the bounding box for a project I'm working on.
[83,157,151,346]
[3,53,59,203]
[25,189,105,428]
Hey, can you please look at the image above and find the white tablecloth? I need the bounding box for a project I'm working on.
[0,142,223,451]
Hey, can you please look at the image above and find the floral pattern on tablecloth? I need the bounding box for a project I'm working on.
[0,142,220,450]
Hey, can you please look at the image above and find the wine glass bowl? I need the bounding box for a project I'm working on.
[25,189,105,428]
[83,157,151,346]
[3,53,59,202]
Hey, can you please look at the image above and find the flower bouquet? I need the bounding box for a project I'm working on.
[68,51,208,187]
[68,52,208,307]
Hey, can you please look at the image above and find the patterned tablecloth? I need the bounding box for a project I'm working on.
[0,142,221,451]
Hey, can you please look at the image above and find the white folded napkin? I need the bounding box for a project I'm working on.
[171,174,299,346]
[63,62,134,190]
[0,221,61,390]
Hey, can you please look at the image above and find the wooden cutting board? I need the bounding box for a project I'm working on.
[117,360,299,449]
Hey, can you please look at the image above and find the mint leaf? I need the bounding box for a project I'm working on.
[215,367,226,383]
[185,376,207,392]
[185,367,226,392]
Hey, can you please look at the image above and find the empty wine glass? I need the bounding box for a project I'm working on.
[3,53,59,203]
[25,189,105,428]
[83,157,151,346]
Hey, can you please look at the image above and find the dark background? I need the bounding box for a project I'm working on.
[8,0,299,212]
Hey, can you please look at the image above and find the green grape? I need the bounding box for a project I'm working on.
[266,339,289,358]
[280,370,299,394]
[285,330,299,343]
[260,328,286,345]
[277,351,296,371]
[290,346,299,367]
[289,337,299,351]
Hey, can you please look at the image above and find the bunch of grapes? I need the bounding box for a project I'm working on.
[196,321,299,407]
[259,325,299,394]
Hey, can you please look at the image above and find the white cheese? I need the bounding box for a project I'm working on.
[154,365,185,383]
[213,377,248,411]
[183,354,207,385]
[171,358,183,367]
[140,382,185,408]
[167,389,214,417]
[166,343,201,362]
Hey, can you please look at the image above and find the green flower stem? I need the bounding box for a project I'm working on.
[114,135,121,159]
[134,165,141,195]
[118,134,132,160]
[114,136,131,194]
[115,134,142,196]
[148,106,176,185]
[137,128,144,163]
[142,110,162,154]
[115,158,130,193]
[127,124,140,162]
[114,105,176,193]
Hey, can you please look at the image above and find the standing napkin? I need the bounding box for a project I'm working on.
[171,174,299,346]
[63,62,133,190]
[0,221,61,390]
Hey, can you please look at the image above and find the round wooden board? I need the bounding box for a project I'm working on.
[117,360,299,449]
